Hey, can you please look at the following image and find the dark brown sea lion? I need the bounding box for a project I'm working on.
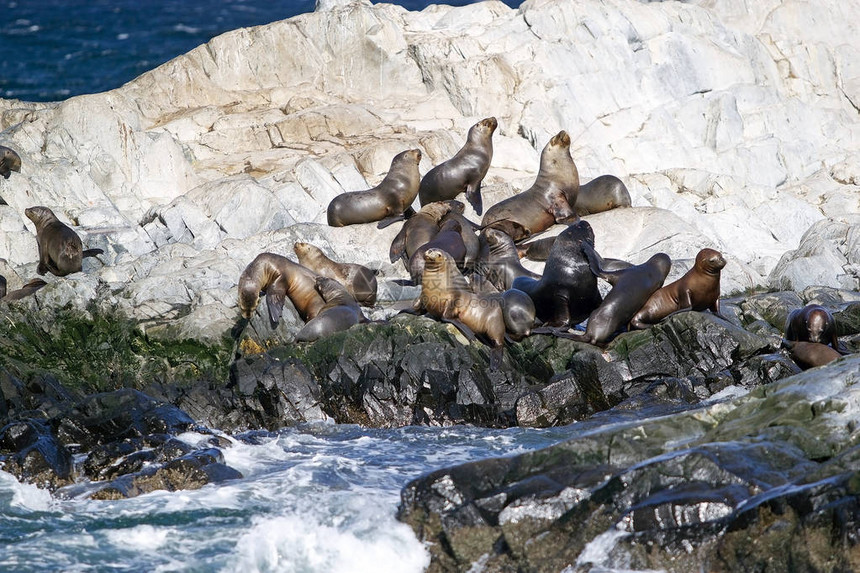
[0,146,22,179]
[24,206,104,277]
[564,245,671,345]
[782,339,841,370]
[237,253,324,325]
[497,288,536,341]
[389,200,462,264]
[408,218,467,284]
[418,117,497,215]
[575,175,632,215]
[511,220,602,327]
[295,277,366,342]
[294,242,378,306]
[473,227,540,293]
[481,130,579,241]
[784,304,840,351]
[327,149,422,227]
[630,248,726,329]
[416,248,505,369]
[2,278,47,301]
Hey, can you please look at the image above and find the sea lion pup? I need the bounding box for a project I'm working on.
[2,278,47,301]
[418,117,497,215]
[416,248,506,370]
[481,130,579,241]
[0,146,22,179]
[408,218,467,284]
[294,242,378,306]
[327,149,422,227]
[473,227,540,293]
[24,206,104,277]
[629,248,726,329]
[781,339,842,370]
[295,277,366,342]
[575,175,632,215]
[389,200,462,264]
[563,244,671,345]
[511,220,602,328]
[784,304,841,351]
[237,253,325,325]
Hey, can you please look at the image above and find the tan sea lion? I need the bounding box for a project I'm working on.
[418,117,497,215]
[294,242,378,306]
[2,278,47,301]
[630,248,726,329]
[575,175,632,215]
[481,131,579,241]
[417,248,505,369]
[408,218,467,284]
[782,340,841,370]
[237,253,324,325]
[563,244,671,345]
[295,277,366,342]
[24,206,104,277]
[389,200,462,264]
[784,304,840,351]
[327,149,422,227]
[0,146,22,179]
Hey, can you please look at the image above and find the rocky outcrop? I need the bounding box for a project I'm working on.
[398,353,860,572]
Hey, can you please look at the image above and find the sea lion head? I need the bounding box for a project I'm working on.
[315,276,350,304]
[423,247,450,273]
[696,248,726,274]
[446,200,466,215]
[24,206,59,229]
[237,282,261,319]
[0,146,22,179]
[649,252,673,277]
[293,241,323,263]
[550,130,571,149]
[558,219,595,249]
[395,148,422,167]
[470,117,498,140]
[804,306,833,344]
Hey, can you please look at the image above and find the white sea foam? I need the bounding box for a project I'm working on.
[105,524,172,551]
[0,469,55,512]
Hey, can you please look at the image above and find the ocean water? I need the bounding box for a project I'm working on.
[0,0,523,102]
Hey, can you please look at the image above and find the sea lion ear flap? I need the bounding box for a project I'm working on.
[266,277,288,326]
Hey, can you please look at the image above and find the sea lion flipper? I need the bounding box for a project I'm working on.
[581,242,622,285]
[466,182,483,216]
[389,226,409,263]
[442,318,478,342]
[265,278,288,326]
[82,248,104,258]
[378,215,406,230]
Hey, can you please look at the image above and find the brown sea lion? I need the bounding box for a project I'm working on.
[237,253,324,325]
[24,206,104,277]
[575,175,632,215]
[389,200,462,264]
[473,227,540,293]
[782,339,841,370]
[408,218,467,284]
[497,288,536,341]
[784,304,840,351]
[511,220,602,327]
[0,146,22,179]
[417,248,505,369]
[2,278,47,301]
[563,245,671,345]
[295,277,366,342]
[481,130,579,241]
[630,248,726,329]
[327,149,422,227]
[294,242,378,306]
[418,117,497,215]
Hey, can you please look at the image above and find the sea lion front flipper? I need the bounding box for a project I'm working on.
[82,248,104,258]
[465,182,483,216]
[442,318,478,342]
[389,225,409,263]
[378,215,407,230]
[265,277,288,326]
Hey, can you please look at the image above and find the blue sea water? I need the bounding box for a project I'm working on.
[0,0,523,102]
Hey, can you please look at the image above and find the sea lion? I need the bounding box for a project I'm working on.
[784,304,840,351]
[327,149,422,227]
[408,218,467,284]
[441,209,481,271]
[473,227,540,293]
[782,339,841,370]
[389,200,462,264]
[295,277,366,342]
[497,288,536,341]
[417,248,505,369]
[24,206,104,277]
[629,248,726,329]
[481,130,579,241]
[2,278,47,301]
[564,244,671,345]
[294,242,378,306]
[575,175,632,215]
[0,146,22,179]
[418,117,497,215]
[511,220,602,327]
[237,253,324,325]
